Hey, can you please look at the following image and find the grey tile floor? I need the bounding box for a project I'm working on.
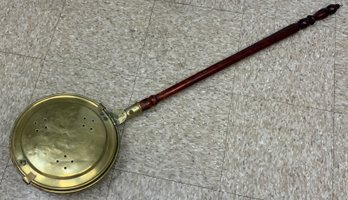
[0,0,347,199]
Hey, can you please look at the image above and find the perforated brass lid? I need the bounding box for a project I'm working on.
[10,94,119,193]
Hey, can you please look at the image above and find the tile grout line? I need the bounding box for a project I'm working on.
[104,168,116,200]
[37,61,249,112]
[214,94,269,200]
[0,144,10,186]
[0,50,43,60]
[227,192,265,200]
[34,57,229,107]
[217,0,246,198]
[115,167,218,192]
[90,58,341,115]
[331,11,338,200]
[132,0,156,78]
[156,0,243,14]
[117,167,263,200]
[127,0,156,103]
[105,0,156,199]
[233,91,336,113]
[42,49,341,116]
[217,2,277,199]
[98,66,338,115]
[0,159,10,186]
[29,0,67,101]
[0,1,67,189]
[57,61,341,117]
[217,92,234,197]
[7,50,35,178]
[69,58,340,116]
[43,0,66,61]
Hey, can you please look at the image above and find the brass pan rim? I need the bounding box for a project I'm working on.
[9,140,120,193]
[10,93,120,193]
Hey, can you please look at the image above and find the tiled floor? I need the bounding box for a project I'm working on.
[0,0,347,199]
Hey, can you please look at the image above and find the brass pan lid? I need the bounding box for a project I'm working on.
[10,94,119,193]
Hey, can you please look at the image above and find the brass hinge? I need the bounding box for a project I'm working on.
[23,172,36,184]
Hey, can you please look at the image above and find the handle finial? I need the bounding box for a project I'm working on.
[298,4,340,29]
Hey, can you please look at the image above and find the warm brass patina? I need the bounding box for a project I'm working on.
[9,3,340,194]
[10,94,125,193]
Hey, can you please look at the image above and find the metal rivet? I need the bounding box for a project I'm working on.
[20,160,27,165]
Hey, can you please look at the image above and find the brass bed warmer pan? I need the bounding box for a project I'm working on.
[10,4,340,193]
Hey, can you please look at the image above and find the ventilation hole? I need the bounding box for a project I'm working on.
[45,126,47,129]
[56,160,59,163]
[36,129,39,132]
[90,128,93,131]
[64,155,67,158]
[34,122,37,125]
[64,167,67,170]
[92,120,94,122]
[82,124,85,127]
[83,117,86,120]
[71,160,74,163]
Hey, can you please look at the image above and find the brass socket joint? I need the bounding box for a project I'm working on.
[112,103,142,125]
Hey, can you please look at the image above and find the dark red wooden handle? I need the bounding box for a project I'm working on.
[139,4,340,111]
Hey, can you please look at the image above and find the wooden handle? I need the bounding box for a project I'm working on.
[139,4,340,111]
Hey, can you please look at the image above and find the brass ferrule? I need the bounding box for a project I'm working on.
[113,103,142,125]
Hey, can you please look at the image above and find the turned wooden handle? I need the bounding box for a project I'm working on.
[139,4,340,111]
